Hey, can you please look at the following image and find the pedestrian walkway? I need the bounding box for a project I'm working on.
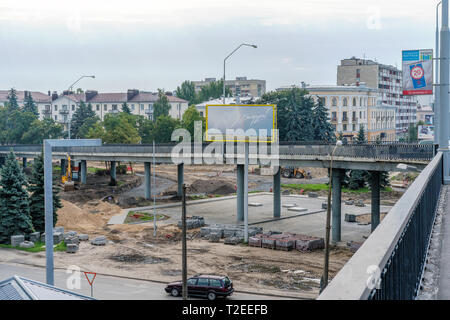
[438,186,450,299]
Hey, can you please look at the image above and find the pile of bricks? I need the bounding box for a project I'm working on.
[177,216,205,230]
[249,232,324,252]
[201,224,263,243]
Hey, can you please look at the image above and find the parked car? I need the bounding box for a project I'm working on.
[165,275,234,300]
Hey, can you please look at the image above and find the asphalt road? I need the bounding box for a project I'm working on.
[0,262,295,300]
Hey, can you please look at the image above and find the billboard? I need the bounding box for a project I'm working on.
[205,104,277,142]
[402,49,433,95]
[418,125,435,140]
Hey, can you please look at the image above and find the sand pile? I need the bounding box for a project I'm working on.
[188,179,235,195]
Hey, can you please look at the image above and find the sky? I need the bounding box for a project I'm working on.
[0,0,439,98]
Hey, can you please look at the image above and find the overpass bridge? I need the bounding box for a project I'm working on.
[0,142,438,272]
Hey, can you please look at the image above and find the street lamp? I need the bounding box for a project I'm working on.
[66,75,95,139]
[435,1,442,144]
[223,44,257,104]
[320,140,343,292]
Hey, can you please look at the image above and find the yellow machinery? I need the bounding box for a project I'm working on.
[281,167,312,179]
[62,154,75,191]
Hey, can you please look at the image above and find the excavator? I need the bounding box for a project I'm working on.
[281,167,312,179]
[61,154,75,191]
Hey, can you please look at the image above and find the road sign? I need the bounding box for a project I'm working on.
[402,49,433,95]
[84,272,97,297]
[205,104,277,142]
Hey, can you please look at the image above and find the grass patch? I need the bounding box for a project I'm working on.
[125,211,168,224]
[0,241,67,253]
[88,167,100,174]
[282,184,393,194]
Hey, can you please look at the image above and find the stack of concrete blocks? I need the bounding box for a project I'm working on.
[79,234,89,241]
[64,231,80,247]
[91,236,107,246]
[355,200,365,207]
[308,192,319,198]
[208,232,221,243]
[224,236,242,245]
[29,232,40,243]
[201,224,263,243]
[11,235,25,247]
[295,235,325,252]
[347,241,363,253]
[177,216,205,230]
[345,200,355,205]
[345,214,357,222]
[41,227,65,244]
[275,238,296,251]
[322,202,328,209]
[19,241,35,249]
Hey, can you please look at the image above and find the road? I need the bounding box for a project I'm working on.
[0,262,296,300]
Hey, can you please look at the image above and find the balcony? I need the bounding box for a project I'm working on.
[108,109,119,114]
[60,109,69,114]
[342,117,349,123]
[43,109,52,115]
[145,109,153,115]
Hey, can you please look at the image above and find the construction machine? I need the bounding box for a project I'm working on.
[281,167,312,179]
[61,154,75,191]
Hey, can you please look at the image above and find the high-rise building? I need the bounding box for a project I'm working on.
[337,57,418,138]
[192,77,266,97]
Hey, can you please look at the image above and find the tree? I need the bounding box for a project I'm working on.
[135,116,155,144]
[21,118,64,144]
[373,136,390,188]
[0,151,34,244]
[6,88,19,111]
[153,89,171,120]
[197,80,231,103]
[181,105,205,139]
[70,101,97,139]
[122,102,132,114]
[0,109,36,144]
[176,81,198,105]
[149,116,181,143]
[258,88,316,142]
[23,92,39,117]
[312,98,335,142]
[347,125,369,190]
[88,113,141,144]
[28,153,62,233]
[78,116,101,139]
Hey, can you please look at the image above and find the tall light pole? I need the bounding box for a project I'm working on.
[67,75,95,139]
[223,44,257,104]
[435,1,442,145]
[320,140,343,292]
[440,0,450,184]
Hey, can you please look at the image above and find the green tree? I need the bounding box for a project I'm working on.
[347,125,369,190]
[28,153,62,233]
[150,116,181,143]
[88,113,141,144]
[0,109,36,144]
[78,116,101,139]
[181,105,205,139]
[258,88,316,142]
[70,101,97,138]
[23,93,39,117]
[312,98,335,142]
[6,88,19,111]
[176,81,198,105]
[122,102,132,114]
[0,151,34,244]
[135,116,155,144]
[197,80,231,103]
[153,89,171,120]
[21,118,64,144]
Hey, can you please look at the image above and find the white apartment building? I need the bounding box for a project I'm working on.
[0,90,52,118]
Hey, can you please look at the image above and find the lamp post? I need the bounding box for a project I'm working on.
[67,75,95,139]
[223,44,257,104]
[440,0,450,184]
[435,1,442,145]
[320,140,343,292]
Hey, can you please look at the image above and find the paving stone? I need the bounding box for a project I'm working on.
[66,244,79,253]
[283,204,297,208]
[11,235,25,247]
[308,192,319,198]
[322,202,328,209]
[91,236,107,246]
[78,234,89,241]
[19,241,34,249]
[54,227,64,234]
[208,232,220,243]
[64,236,79,245]
[53,232,63,244]
[345,214,357,223]
[288,207,308,213]
[29,232,40,243]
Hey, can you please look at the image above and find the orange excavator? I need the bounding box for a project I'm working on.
[61,154,75,191]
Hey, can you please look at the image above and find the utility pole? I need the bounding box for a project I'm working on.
[440,0,450,184]
[181,183,188,300]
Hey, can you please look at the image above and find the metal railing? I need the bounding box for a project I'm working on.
[318,152,443,300]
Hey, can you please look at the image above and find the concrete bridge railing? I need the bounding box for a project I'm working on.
[318,152,444,300]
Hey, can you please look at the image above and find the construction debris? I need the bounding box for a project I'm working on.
[19,241,34,249]
[177,216,205,230]
[249,232,324,253]
[29,232,40,243]
[66,244,79,253]
[91,236,107,246]
[11,235,25,247]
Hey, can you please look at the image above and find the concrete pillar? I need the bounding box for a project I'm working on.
[371,171,381,232]
[81,160,87,184]
[110,161,117,186]
[331,169,343,244]
[61,159,66,177]
[237,164,245,222]
[22,157,27,169]
[177,163,184,198]
[273,166,281,218]
[145,162,151,200]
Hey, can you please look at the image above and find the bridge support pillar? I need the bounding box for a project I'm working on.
[81,160,87,184]
[23,157,27,169]
[145,162,151,200]
[332,169,343,244]
[237,164,245,222]
[110,161,117,186]
[370,171,381,232]
[273,166,281,218]
[177,163,184,198]
[61,159,66,177]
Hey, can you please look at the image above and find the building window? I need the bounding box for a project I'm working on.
[112,104,117,111]
[332,98,338,107]
[343,111,348,121]
[140,104,144,110]
[54,115,58,121]
[131,104,135,111]
[72,104,75,111]
[104,104,107,111]
[54,105,58,111]
[343,124,347,131]
[352,98,357,107]
[96,105,100,111]
[343,98,348,107]
[332,112,337,121]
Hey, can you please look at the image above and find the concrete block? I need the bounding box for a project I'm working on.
[345,200,354,205]
[282,204,297,208]
[66,244,79,253]
[29,232,40,243]
[53,232,63,244]
[288,207,308,213]
[200,227,211,238]
[345,214,357,223]
[322,202,328,209]
[54,226,64,234]
[209,232,220,243]
[308,192,319,198]
[91,236,107,246]
[249,203,263,207]
[224,236,241,245]
[355,200,365,207]
[64,236,79,245]
[19,241,34,249]
[11,235,25,247]
[79,234,89,241]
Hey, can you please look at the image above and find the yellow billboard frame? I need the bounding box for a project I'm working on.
[205,104,277,143]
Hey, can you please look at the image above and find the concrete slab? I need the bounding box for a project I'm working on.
[249,203,263,207]
[107,212,128,225]
[288,207,308,213]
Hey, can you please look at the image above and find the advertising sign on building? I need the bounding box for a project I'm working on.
[402,49,433,95]
[205,104,277,142]
[418,125,435,140]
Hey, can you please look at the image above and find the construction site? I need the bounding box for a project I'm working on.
[0,160,406,299]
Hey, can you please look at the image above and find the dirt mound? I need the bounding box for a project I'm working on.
[188,179,235,195]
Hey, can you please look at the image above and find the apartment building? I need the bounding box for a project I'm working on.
[276,84,396,142]
[0,90,52,117]
[192,77,266,97]
[337,57,418,138]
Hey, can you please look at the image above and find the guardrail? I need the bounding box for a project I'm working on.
[318,152,443,300]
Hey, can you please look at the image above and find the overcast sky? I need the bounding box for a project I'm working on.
[0,0,438,96]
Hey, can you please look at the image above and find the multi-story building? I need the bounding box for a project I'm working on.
[416,105,434,125]
[1,89,188,132]
[276,84,397,142]
[337,57,418,138]
[192,77,266,97]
